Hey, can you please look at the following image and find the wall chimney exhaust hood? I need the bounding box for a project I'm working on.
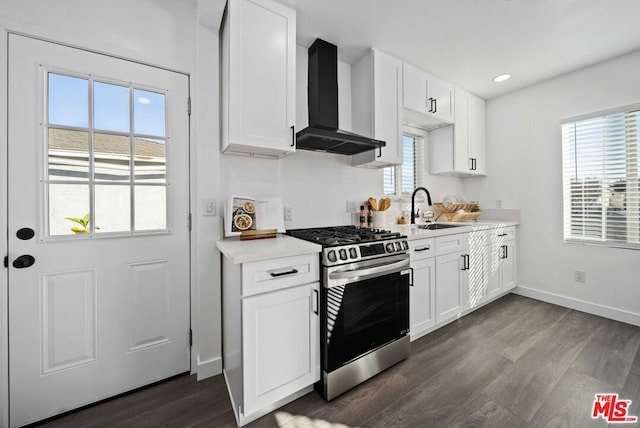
[296,39,385,155]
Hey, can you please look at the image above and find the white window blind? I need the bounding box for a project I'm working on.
[562,106,640,249]
[384,135,418,195]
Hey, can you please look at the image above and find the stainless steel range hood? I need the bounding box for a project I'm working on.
[296,39,385,155]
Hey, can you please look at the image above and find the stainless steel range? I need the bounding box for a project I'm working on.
[286,226,411,400]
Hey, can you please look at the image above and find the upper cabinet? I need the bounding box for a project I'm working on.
[402,63,454,128]
[351,49,404,167]
[429,87,486,176]
[221,0,296,158]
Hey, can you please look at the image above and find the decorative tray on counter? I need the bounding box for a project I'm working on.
[434,202,481,222]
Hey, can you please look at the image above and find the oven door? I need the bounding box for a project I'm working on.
[323,253,410,372]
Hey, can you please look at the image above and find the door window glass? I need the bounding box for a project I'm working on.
[45,72,169,237]
[94,82,130,133]
[47,129,89,181]
[47,74,88,127]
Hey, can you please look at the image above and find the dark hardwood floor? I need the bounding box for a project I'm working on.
[36,294,640,427]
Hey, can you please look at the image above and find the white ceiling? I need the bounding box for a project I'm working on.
[279,0,640,99]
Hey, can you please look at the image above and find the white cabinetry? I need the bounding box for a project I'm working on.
[408,238,436,341]
[222,253,320,426]
[351,49,403,167]
[487,226,517,299]
[402,63,454,128]
[221,0,296,158]
[434,234,466,325]
[388,225,518,343]
[429,87,486,176]
[465,228,489,310]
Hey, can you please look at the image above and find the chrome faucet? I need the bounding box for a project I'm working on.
[411,187,432,224]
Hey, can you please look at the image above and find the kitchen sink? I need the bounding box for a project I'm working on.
[416,223,463,230]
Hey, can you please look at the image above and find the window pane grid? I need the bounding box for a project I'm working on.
[562,109,640,248]
[46,71,168,237]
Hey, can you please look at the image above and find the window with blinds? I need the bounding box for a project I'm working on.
[562,106,639,249]
[384,135,418,195]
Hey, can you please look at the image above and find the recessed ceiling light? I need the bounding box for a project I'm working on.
[493,73,512,83]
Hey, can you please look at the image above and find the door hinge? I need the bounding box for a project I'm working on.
[189,328,193,346]
[3,256,7,268]
[187,97,191,116]
[188,213,192,232]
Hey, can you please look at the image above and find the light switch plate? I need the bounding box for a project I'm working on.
[284,206,293,221]
[202,198,216,216]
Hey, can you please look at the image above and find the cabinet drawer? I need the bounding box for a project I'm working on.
[435,234,466,256]
[490,226,516,241]
[242,254,319,296]
[409,238,435,260]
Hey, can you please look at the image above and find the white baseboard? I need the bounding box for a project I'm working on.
[196,356,222,381]
[514,285,640,327]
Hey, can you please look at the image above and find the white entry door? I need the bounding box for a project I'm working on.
[7,34,191,427]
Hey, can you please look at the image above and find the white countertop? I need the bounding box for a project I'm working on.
[216,221,518,262]
[389,220,519,240]
[216,234,322,264]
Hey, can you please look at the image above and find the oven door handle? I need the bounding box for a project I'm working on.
[328,258,409,283]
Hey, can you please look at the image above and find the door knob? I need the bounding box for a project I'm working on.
[12,255,35,269]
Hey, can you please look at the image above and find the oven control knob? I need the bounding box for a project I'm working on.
[386,243,395,253]
[339,249,348,260]
[327,250,337,263]
[349,248,358,259]
[395,242,402,251]
[402,241,409,250]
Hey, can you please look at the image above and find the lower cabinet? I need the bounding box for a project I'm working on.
[465,228,489,311]
[409,225,517,340]
[242,282,320,416]
[409,238,436,340]
[435,250,465,325]
[222,253,320,426]
[487,227,517,299]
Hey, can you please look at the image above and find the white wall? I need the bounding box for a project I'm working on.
[464,49,640,324]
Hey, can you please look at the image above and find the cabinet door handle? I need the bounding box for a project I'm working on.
[460,254,467,271]
[377,146,382,158]
[433,99,437,114]
[270,268,298,278]
[414,246,430,252]
[313,288,319,315]
[500,245,509,259]
[290,125,296,147]
[409,267,414,287]
[466,254,470,270]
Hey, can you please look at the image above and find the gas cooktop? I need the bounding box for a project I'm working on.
[286,225,403,247]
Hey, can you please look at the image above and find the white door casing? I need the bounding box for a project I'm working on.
[7,34,190,427]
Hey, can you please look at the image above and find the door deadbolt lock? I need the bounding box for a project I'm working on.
[16,228,35,240]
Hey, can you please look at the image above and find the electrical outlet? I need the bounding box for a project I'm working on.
[284,206,293,221]
[346,200,358,213]
[574,270,586,283]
